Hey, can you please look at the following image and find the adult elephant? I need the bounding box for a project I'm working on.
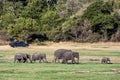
[32,53,48,63]
[14,53,32,63]
[54,49,72,63]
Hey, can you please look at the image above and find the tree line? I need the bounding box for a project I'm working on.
[0,0,120,43]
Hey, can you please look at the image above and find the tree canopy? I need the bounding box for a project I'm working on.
[0,0,120,43]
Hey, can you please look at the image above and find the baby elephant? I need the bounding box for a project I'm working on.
[101,57,111,64]
[14,53,32,63]
[62,51,76,64]
[32,53,48,63]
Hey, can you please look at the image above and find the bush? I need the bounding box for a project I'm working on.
[86,33,101,42]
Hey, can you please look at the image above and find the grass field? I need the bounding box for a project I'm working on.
[0,42,120,80]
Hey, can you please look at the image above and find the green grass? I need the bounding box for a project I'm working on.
[79,51,120,57]
[0,61,120,80]
[0,46,120,80]
[73,49,120,57]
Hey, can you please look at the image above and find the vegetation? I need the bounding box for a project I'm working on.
[0,43,120,80]
[0,62,120,80]
[0,0,120,42]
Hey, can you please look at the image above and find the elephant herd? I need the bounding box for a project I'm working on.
[14,49,111,64]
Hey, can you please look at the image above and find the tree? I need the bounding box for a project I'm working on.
[22,0,46,19]
[82,0,113,21]
[7,17,39,40]
[0,0,3,15]
[82,0,115,41]
[91,14,116,40]
[0,13,15,29]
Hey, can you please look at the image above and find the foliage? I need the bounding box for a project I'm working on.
[8,17,38,40]
[0,13,15,29]
[82,0,119,41]
[0,0,120,42]
[22,0,45,19]
[0,0,3,15]
[82,0,113,20]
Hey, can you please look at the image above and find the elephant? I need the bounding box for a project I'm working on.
[14,53,32,63]
[54,49,72,63]
[32,53,48,63]
[101,57,111,64]
[62,51,76,64]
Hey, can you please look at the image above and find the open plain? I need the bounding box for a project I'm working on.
[0,42,120,80]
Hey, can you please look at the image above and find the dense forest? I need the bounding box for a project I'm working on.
[0,0,120,43]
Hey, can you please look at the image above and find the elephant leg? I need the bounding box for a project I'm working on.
[22,57,26,63]
[39,59,41,63]
[20,59,23,63]
[33,60,36,63]
[17,59,21,63]
[28,58,32,63]
[24,59,28,63]
[104,60,106,63]
[54,57,57,63]
[62,59,67,64]
[72,58,76,64]
[58,59,60,63]
[72,60,73,64]
[65,59,68,64]
[26,60,28,63]
[108,60,110,63]
[77,57,79,63]
[42,59,44,62]
[17,60,19,63]
[65,58,68,64]
[43,58,47,62]
[58,58,61,63]
[74,59,76,64]
[61,59,64,64]
[22,59,27,63]
[23,59,26,63]
[105,60,108,64]
[101,60,104,64]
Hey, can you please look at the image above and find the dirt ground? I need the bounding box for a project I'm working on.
[1,41,120,50]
